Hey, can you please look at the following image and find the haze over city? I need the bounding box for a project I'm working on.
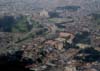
[0,0,100,71]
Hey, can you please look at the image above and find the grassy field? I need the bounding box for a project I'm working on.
[12,17,28,32]
[48,18,67,23]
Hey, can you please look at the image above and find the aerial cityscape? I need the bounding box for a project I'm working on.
[0,0,100,71]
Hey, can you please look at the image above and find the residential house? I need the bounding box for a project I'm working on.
[45,40,64,50]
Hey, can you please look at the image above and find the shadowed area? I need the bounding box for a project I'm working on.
[0,51,33,71]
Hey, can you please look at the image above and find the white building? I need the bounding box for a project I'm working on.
[40,9,49,18]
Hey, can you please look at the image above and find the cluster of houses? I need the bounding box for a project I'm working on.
[20,31,99,71]
[21,32,74,51]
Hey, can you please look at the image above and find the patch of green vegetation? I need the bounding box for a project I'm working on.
[91,13,100,31]
[31,20,40,28]
[16,33,35,43]
[73,31,91,44]
[95,18,100,25]
[0,15,41,33]
[48,18,66,23]
[12,16,29,32]
[12,16,40,33]
[92,13,100,24]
